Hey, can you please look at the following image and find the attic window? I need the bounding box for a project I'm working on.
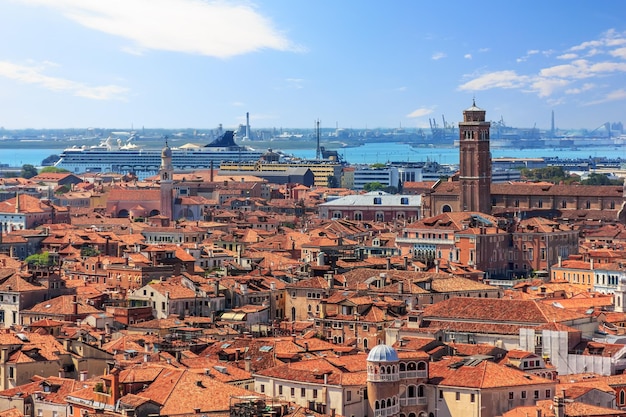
[259,346,273,352]
[16,333,29,342]
[373,197,382,205]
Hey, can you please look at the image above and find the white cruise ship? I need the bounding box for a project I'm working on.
[55,131,264,180]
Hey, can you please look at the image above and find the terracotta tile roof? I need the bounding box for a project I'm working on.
[0,274,45,292]
[138,366,253,414]
[503,399,626,417]
[428,356,554,389]
[0,375,82,404]
[0,330,69,362]
[422,297,588,325]
[0,408,23,417]
[181,357,253,382]
[24,295,101,316]
[0,194,51,214]
[255,357,367,386]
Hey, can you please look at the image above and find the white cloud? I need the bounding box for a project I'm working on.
[406,108,434,118]
[529,77,571,98]
[557,53,577,60]
[565,83,594,95]
[464,54,472,59]
[17,0,300,58]
[539,60,592,79]
[431,52,446,60]
[609,47,626,59]
[585,89,626,105]
[0,60,128,100]
[458,70,529,91]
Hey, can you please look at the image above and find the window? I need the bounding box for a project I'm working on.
[521,391,527,399]
[470,393,475,403]
[456,392,460,401]
[534,390,540,399]
[373,197,382,205]
[313,389,318,398]
[301,388,306,397]
[279,385,283,395]
[291,387,295,396]
[347,391,352,402]
[546,389,551,398]
[439,390,443,400]
[509,392,514,400]
[260,384,265,393]
[401,197,409,205]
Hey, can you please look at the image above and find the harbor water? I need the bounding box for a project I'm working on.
[2,142,626,168]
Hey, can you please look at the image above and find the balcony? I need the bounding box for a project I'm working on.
[400,370,428,379]
[400,397,427,406]
[396,237,452,245]
[374,404,400,417]
[369,374,399,382]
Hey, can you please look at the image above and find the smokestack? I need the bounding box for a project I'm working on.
[245,112,250,140]
[315,119,321,160]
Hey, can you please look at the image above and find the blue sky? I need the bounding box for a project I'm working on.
[2,1,626,131]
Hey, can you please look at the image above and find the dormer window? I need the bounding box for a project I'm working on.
[374,197,382,205]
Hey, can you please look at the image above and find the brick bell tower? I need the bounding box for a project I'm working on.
[459,100,491,213]
[159,139,174,222]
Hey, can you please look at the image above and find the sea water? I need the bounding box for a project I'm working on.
[2,142,626,168]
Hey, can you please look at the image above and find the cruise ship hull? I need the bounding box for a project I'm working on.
[54,131,263,180]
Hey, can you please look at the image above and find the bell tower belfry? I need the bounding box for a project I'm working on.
[159,140,174,221]
[459,100,491,213]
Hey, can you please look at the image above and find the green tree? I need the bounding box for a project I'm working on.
[20,164,38,179]
[25,252,53,266]
[40,166,70,174]
[55,184,71,195]
[364,182,384,192]
[80,246,100,257]
[581,173,623,186]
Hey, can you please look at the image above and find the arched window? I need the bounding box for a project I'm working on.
[621,390,625,405]
[400,363,406,371]
[417,361,427,371]
[442,204,452,213]
[407,362,417,371]
[375,401,380,410]
[418,385,425,397]
[408,385,416,397]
